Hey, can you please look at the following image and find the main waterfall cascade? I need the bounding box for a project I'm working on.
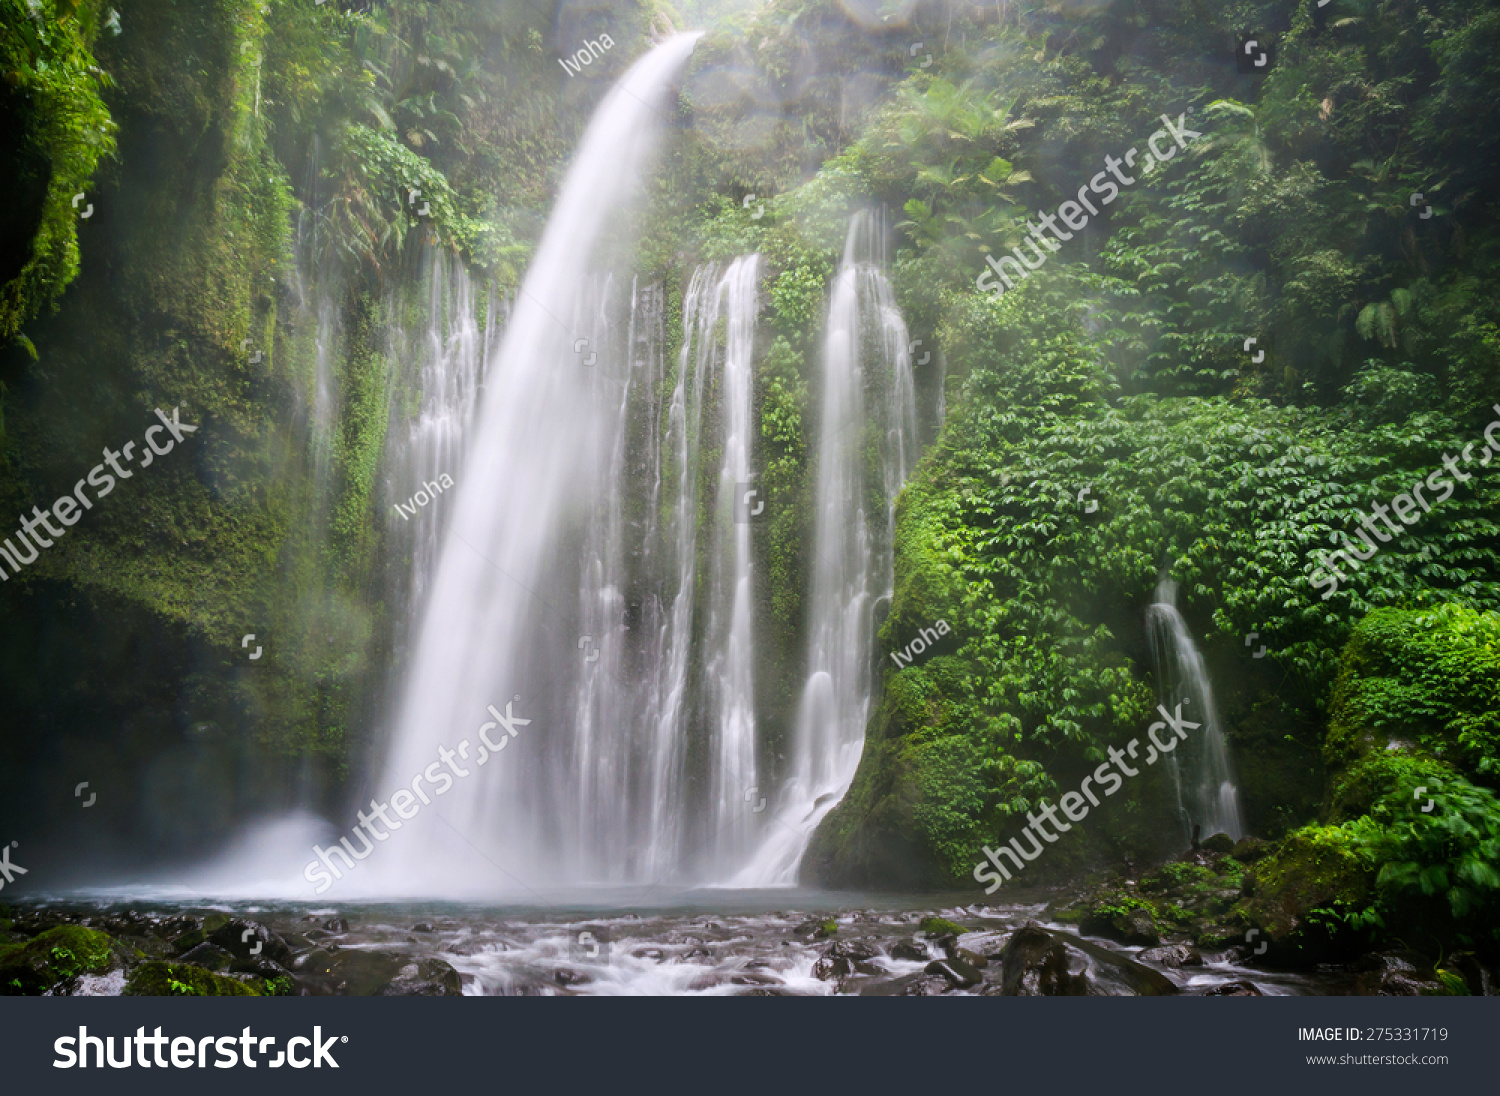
[1146,577,1245,843]
[368,35,704,894]
[308,34,917,895]
[734,212,918,886]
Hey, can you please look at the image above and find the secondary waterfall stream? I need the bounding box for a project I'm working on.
[734,211,917,886]
[1146,578,1245,843]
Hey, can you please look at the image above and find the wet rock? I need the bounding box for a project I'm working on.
[552,968,593,989]
[323,917,350,933]
[1079,900,1160,947]
[997,924,1177,996]
[948,947,989,969]
[1203,980,1264,996]
[289,947,335,974]
[177,942,235,972]
[631,947,666,962]
[814,956,852,981]
[370,958,462,996]
[956,932,1008,959]
[859,973,950,995]
[925,957,982,989]
[307,951,462,996]
[208,919,292,963]
[229,957,295,992]
[1137,944,1203,969]
[411,923,435,933]
[1353,951,1443,996]
[1200,833,1236,854]
[682,946,712,960]
[1230,836,1273,863]
[889,938,928,962]
[898,975,951,996]
[824,938,879,962]
[1448,952,1496,996]
[124,961,259,997]
[0,926,124,995]
[729,971,783,987]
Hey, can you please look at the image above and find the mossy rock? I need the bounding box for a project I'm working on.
[0,926,121,995]
[124,962,261,996]
[1237,825,1373,966]
[1230,836,1273,863]
[1326,753,1455,823]
[918,916,964,937]
[1078,893,1161,946]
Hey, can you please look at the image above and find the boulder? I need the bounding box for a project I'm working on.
[1353,951,1444,996]
[1230,836,1273,863]
[1203,980,1264,996]
[824,938,880,962]
[1079,900,1160,947]
[925,957,983,989]
[1137,944,1203,969]
[552,968,593,989]
[1200,833,1236,854]
[813,956,851,981]
[208,919,292,963]
[176,942,234,971]
[859,973,950,996]
[997,924,1178,996]
[303,948,460,996]
[0,926,124,995]
[888,938,928,962]
[948,947,989,969]
[124,961,261,997]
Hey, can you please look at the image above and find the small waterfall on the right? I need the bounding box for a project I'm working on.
[1146,577,1244,843]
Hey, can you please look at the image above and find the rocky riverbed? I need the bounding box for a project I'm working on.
[3,843,1491,997]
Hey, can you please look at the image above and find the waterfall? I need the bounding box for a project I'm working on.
[1146,577,1245,843]
[384,251,494,617]
[734,211,917,885]
[702,256,762,874]
[368,35,702,895]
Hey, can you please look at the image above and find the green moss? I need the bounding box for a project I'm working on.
[918,916,964,937]
[124,961,260,997]
[0,925,119,994]
[0,0,118,342]
[1238,825,1375,962]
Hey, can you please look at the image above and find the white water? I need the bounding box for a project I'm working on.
[734,211,917,885]
[1146,577,1244,843]
[702,257,763,874]
[367,34,704,895]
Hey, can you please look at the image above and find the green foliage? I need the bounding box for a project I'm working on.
[1327,605,1500,782]
[0,0,117,341]
[1345,768,1500,943]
